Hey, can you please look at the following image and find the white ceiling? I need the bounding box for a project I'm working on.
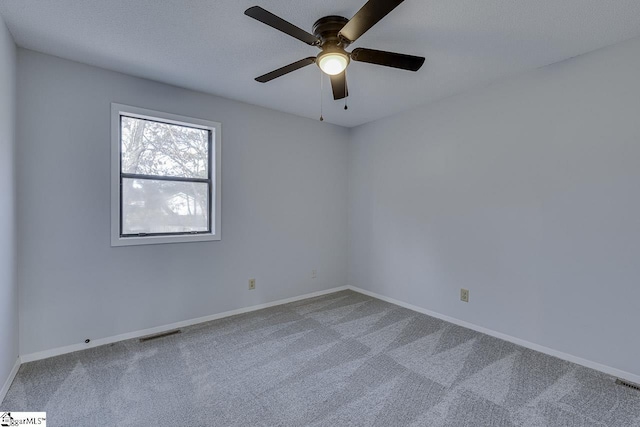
[2,1,640,127]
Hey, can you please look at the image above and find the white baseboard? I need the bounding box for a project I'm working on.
[347,285,640,385]
[20,286,348,363]
[0,357,21,404]
[18,284,640,386]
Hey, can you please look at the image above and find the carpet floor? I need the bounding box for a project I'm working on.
[2,290,639,426]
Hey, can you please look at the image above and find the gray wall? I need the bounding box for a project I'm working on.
[14,33,640,379]
[348,36,640,377]
[0,14,17,392]
[17,49,349,355]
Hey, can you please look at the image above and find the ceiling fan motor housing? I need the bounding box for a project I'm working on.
[313,16,350,48]
[313,16,351,73]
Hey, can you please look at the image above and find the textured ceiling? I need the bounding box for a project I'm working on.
[2,0,640,127]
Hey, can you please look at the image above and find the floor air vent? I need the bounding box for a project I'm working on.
[616,379,640,392]
[139,329,182,342]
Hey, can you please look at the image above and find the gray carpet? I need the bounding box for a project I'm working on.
[2,290,639,426]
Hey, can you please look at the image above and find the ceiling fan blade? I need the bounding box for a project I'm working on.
[245,6,320,46]
[329,72,348,100]
[351,48,425,71]
[338,0,404,44]
[255,57,316,83]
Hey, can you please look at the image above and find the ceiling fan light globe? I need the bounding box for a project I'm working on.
[318,52,349,75]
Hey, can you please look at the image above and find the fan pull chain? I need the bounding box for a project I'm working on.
[319,70,324,122]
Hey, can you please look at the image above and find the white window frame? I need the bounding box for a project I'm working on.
[111,103,221,246]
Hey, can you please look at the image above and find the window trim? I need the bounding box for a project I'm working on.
[111,103,221,246]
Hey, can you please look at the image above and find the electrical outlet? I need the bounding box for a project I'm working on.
[249,278,256,290]
[460,288,469,303]
[311,269,317,279]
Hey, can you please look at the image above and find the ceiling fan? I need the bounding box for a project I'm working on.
[244,0,425,100]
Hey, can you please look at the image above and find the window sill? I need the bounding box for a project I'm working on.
[111,233,220,247]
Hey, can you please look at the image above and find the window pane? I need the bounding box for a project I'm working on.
[122,178,209,235]
[121,116,209,179]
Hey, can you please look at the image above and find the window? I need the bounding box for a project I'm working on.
[111,104,221,246]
